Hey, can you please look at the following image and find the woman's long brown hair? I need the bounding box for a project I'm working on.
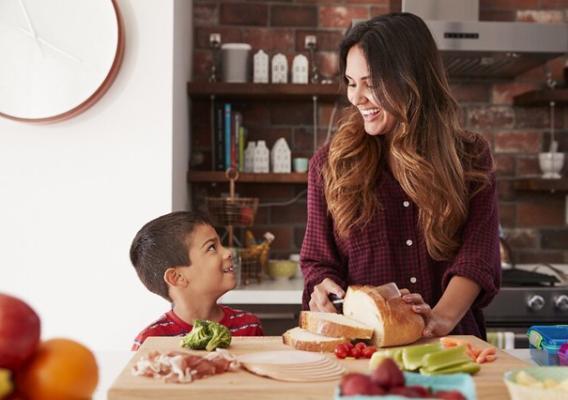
[323,13,491,261]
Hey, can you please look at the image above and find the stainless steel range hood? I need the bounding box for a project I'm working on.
[402,0,568,79]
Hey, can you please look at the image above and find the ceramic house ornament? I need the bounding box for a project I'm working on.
[292,54,309,84]
[244,141,256,172]
[271,53,288,84]
[253,140,270,173]
[253,50,269,83]
[271,138,292,173]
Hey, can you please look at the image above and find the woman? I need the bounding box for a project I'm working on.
[300,13,500,339]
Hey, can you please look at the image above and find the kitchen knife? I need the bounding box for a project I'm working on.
[328,282,402,312]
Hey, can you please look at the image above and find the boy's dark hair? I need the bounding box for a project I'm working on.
[129,211,212,301]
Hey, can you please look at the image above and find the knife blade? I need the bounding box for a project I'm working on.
[328,282,402,312]
[374,282,402,300]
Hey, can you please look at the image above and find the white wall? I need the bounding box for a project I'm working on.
[0,0,192,351]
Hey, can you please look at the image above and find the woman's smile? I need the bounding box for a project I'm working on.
[359,107,382,122]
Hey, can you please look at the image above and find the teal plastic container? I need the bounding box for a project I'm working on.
[334,372,476,400]
[527,325,568,366]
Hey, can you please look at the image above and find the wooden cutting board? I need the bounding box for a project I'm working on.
[108,335,528,400]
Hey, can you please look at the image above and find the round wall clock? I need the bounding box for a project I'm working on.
[0,0,125,123]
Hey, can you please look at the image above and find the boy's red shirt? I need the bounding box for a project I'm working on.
[132,305,264,350]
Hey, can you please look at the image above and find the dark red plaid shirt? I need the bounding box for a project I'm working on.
[300,138,500,340]
[132,305,264,350]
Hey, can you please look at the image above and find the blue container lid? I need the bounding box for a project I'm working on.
[528,325,568,351]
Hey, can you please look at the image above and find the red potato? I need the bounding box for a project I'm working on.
[389,385,430,398]
[370,358,405,390]
[434,390,467,400]
[0,294,41,371]
[340,373,385,396]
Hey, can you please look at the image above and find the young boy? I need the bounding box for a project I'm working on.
[130,211,263,350]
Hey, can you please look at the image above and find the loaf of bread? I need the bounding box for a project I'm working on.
[282,327,349,352]
[299,311,373,340]
[342,285,424,347]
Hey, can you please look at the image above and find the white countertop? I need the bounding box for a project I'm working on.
[219,277,304,304]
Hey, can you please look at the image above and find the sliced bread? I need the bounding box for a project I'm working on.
[299,311,374,340]
[282,327,349,352]
[343,285,424,348]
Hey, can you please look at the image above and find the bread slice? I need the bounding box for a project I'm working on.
[299,311,373,340]
[282,327,349,352]
[343,285,424,347]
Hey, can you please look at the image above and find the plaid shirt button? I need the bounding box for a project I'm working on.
[410,276,417,283]
[403,201,410,207]
[406,239,413,246]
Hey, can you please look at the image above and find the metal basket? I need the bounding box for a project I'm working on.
[206,168,259,248]
[206,197,258,227]
[236,247,264,286]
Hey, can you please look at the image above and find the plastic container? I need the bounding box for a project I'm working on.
[559,342,568,366]
[527,325,568,366]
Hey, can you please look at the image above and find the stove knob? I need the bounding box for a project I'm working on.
[554,294,568,312]
[527,294,545,311]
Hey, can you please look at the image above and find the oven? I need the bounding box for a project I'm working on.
[484,282,568,348]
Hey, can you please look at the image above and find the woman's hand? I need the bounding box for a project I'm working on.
[401,289,456,337]
[309,278,345,313]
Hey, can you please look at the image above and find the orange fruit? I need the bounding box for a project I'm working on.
[17,338,98,400]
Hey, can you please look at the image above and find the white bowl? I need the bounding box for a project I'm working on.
[504,367,568,400]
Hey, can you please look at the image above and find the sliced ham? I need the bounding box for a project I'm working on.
[132,349,239,383]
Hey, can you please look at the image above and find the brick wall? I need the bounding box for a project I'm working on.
[191,0,568,262]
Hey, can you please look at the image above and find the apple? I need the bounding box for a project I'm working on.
[0,294,40,371]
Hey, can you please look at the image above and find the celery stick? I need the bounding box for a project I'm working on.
[421,345,470,371]
[402,342,443,371]
[420,361,481,375]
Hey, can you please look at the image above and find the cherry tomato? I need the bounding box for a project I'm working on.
[362,345,377,358]
[345,342,354,351]
[336,343,350,354]
[355,342,367,351]
[335,348,348,359]
[350,347,362,359]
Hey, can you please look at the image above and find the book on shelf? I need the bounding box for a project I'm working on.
[232,111,242,170]
[212,103,248,172]
[224,103,232,171]
[239,126,246,172]
[214,103,225,171]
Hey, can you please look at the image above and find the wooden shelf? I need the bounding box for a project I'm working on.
[187,171,308,183]
[513,89,568,106]
[187,82,342,102]
[513,177,568,192]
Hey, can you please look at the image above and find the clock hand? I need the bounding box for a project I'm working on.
[37,36,82,63]
[0,21,82,63]
[17,0,43,56]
